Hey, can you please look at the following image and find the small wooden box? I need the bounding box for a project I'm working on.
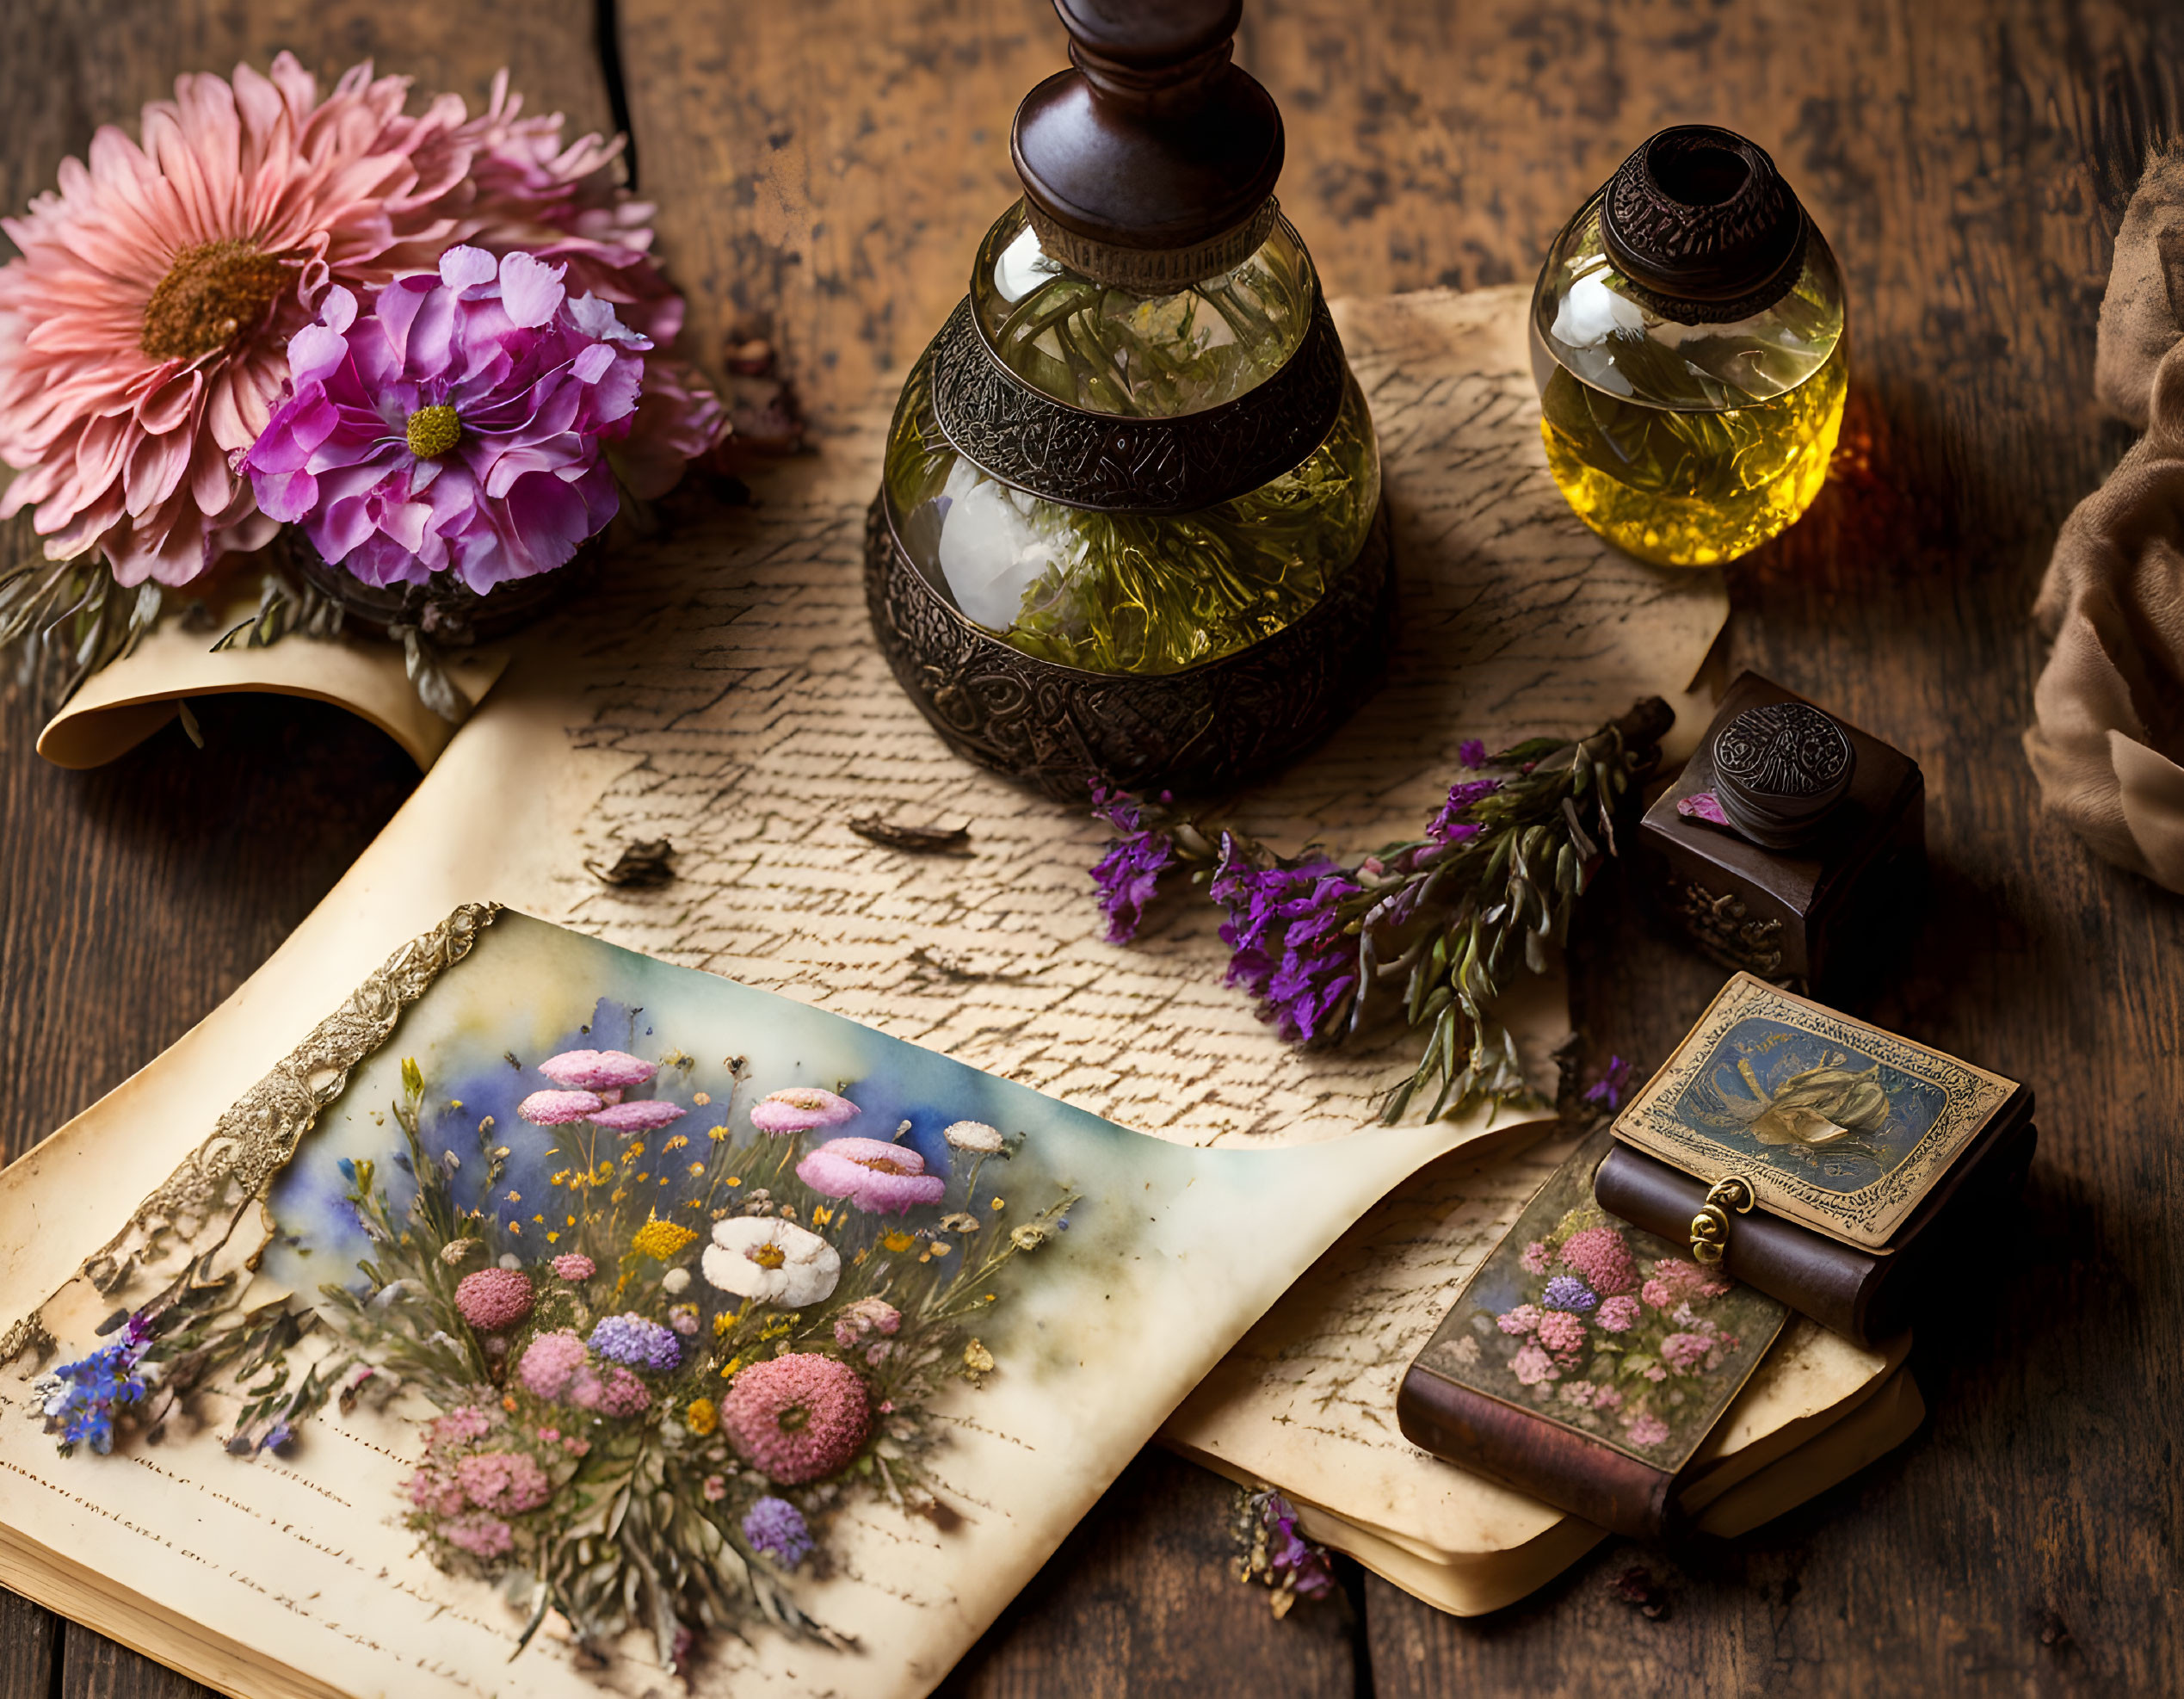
[1638,671,1925,995]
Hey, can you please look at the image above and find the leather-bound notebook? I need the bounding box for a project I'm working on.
[1396,1130,1792,1537]
[1595,974,2036,1347]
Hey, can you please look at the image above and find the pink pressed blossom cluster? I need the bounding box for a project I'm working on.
[516,1330,588,1399]
[1519,1239,1552,1276]
[1534,1310,1587,1361]
[1659,1331,1713,1374]
[1558,1226,1639,1296]
[1596,1294,1643,1332]
[795,1137,947,1215]
[551,1252,595,1282]
[516,1049,684,1135]
[570,1366,652,1418]
[719,1352,871,1485]
[0,54,723,590]
[453,1267,534,1331]
[750,1087,861,1137]
[455,1450,552,1513]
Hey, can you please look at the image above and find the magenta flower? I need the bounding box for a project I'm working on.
[536,1048,657,1097]
[749,1087,860,1137]
[1558,1226,1639,1296]
[1535,1310,1588,1360]
[453,1268,533,1331]
[1427,777,1501,843]
[442,1514,514,1559]
[795,1137,947,1214]
[1596,1294,1643,1333]
[243,245,643,592]
[517,1089,602,1126]
[1459,738,1490,769]
[589,1099,686,1135]
[719,1353,871,1484]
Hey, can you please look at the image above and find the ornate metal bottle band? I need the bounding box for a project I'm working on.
[928,293,1348,514]
[1688,1174,1756,1265]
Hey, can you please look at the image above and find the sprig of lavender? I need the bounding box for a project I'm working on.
[1089,698,1672,1123]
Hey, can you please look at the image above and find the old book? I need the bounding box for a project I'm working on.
[1164,1129,1919,1613]
[0,907,1525,1697]
[1597,973,2037,1345]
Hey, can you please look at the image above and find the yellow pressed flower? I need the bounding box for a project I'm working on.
[811,1205,832,1226]
[610,1189,628,1203]
[546,1232,559,1243]
[719,1356,743,1379]
[565,1214,576,1226]
[725,1175,742,1186]
[506,1190,521,1203]
[963,1339,995,1375]
[881,1230,916,1253]
[990,1198,1006,1211]
[685,1397,719,1437]
[533,1213,545,1224]
[637,1171,650,1183]
[713,1313,734,1338]
[688,1161,706,1177]
[709,1126,729,1142]
[693,1091,712,1107]
[509,1220,522,1235]
[664,1134,688,1152]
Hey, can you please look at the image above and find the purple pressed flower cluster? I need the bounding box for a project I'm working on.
[243,245,645,592]
[1210,849,1362,1044]
[37,1313,154,1455]
[1088,786,1176,945]
[588,1312,682,1373]
[1255,1490,1336,1603]
[1427,776,1502,843]
[1582,1054,1635,1110]
[741,1495,814,1567]
[1541,1274,1598,1313]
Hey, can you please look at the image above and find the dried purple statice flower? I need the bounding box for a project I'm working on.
[1088,785,1178,944]
[1211,850,1364,1044]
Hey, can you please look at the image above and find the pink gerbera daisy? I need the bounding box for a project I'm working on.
[0,55,476,585]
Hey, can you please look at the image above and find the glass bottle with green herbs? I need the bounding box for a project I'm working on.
[876,0,1380,679]
[1530,126,1848,568]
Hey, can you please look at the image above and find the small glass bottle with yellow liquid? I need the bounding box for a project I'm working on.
[1530,126,1847,568]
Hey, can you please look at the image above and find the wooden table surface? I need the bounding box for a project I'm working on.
[4,1,2181,1693]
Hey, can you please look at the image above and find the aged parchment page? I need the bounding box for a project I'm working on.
[0,286,1730,1687]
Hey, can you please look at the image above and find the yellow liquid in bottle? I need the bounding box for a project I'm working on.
[1538,341,1848,567]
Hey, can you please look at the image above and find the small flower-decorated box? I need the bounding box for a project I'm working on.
[1637,671,1926,995]
[1397,1130,1792,1536]
[1596,974,2036,1348]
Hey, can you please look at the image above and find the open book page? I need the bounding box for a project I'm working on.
[1,911,1522,1697]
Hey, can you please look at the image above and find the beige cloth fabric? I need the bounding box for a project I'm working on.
[2026,156,2184,890]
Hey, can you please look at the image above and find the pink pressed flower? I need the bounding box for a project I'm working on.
[0,55,474,585]
[1510,1342,1559,1387]
[1596,1294,1643,1333]
[429,1405,497,1446]
[719,1352,871,1484]
[536,1048,657,1095]
[1643,1364,1669,1383]
[515,1330,586,1399]
[1496,1305,1542,1337]
[441,1514,514,1559]
[406,1464,466,1517]
[551,1253,595,1282]
[701,1473,727,1503]
[831,1297,902,1349]
[519,1088,603,1125]
[1648,1257,1731,1303]
[453,1268,534,1331]
[795,1137,947,1215]
[1518,1240,1552,1276]
[573,1366,651,1418]
[589,1098,686,1135]
[1640,1278,1676,1311]
[456,1450,552,1513]
[1558,1226,1639,1296]
[1626,1413,1671,1447]
[1660,1331,1712,1374]
[1535,1310,1587,1360]
[243,247,643,591]
[1676,791,1731,827]
[750,1087,861,1137]
[1591,1385,1623,1411]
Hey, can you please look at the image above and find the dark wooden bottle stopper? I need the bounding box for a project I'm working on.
[1598,125,1811,322]
[1010,0,1284,290]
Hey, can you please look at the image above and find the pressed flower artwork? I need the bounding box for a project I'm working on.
[15,911,1485,1691]
[1415,1134,1785,1468]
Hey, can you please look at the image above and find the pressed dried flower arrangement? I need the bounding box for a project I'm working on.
[0,57,726,721]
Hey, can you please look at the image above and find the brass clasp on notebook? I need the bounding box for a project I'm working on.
[1689,1175,1757,1264]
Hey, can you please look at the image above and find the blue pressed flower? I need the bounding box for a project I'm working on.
[40,1319,154,1455]
[742,1495,813,1567]
[588,1313,682,1373]
[1541,1275,1598,1313]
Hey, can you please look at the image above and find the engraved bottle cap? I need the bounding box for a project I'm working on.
[1710,701,1855,849]
[1598,126,1810,324]
[1011,0,1285,292]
